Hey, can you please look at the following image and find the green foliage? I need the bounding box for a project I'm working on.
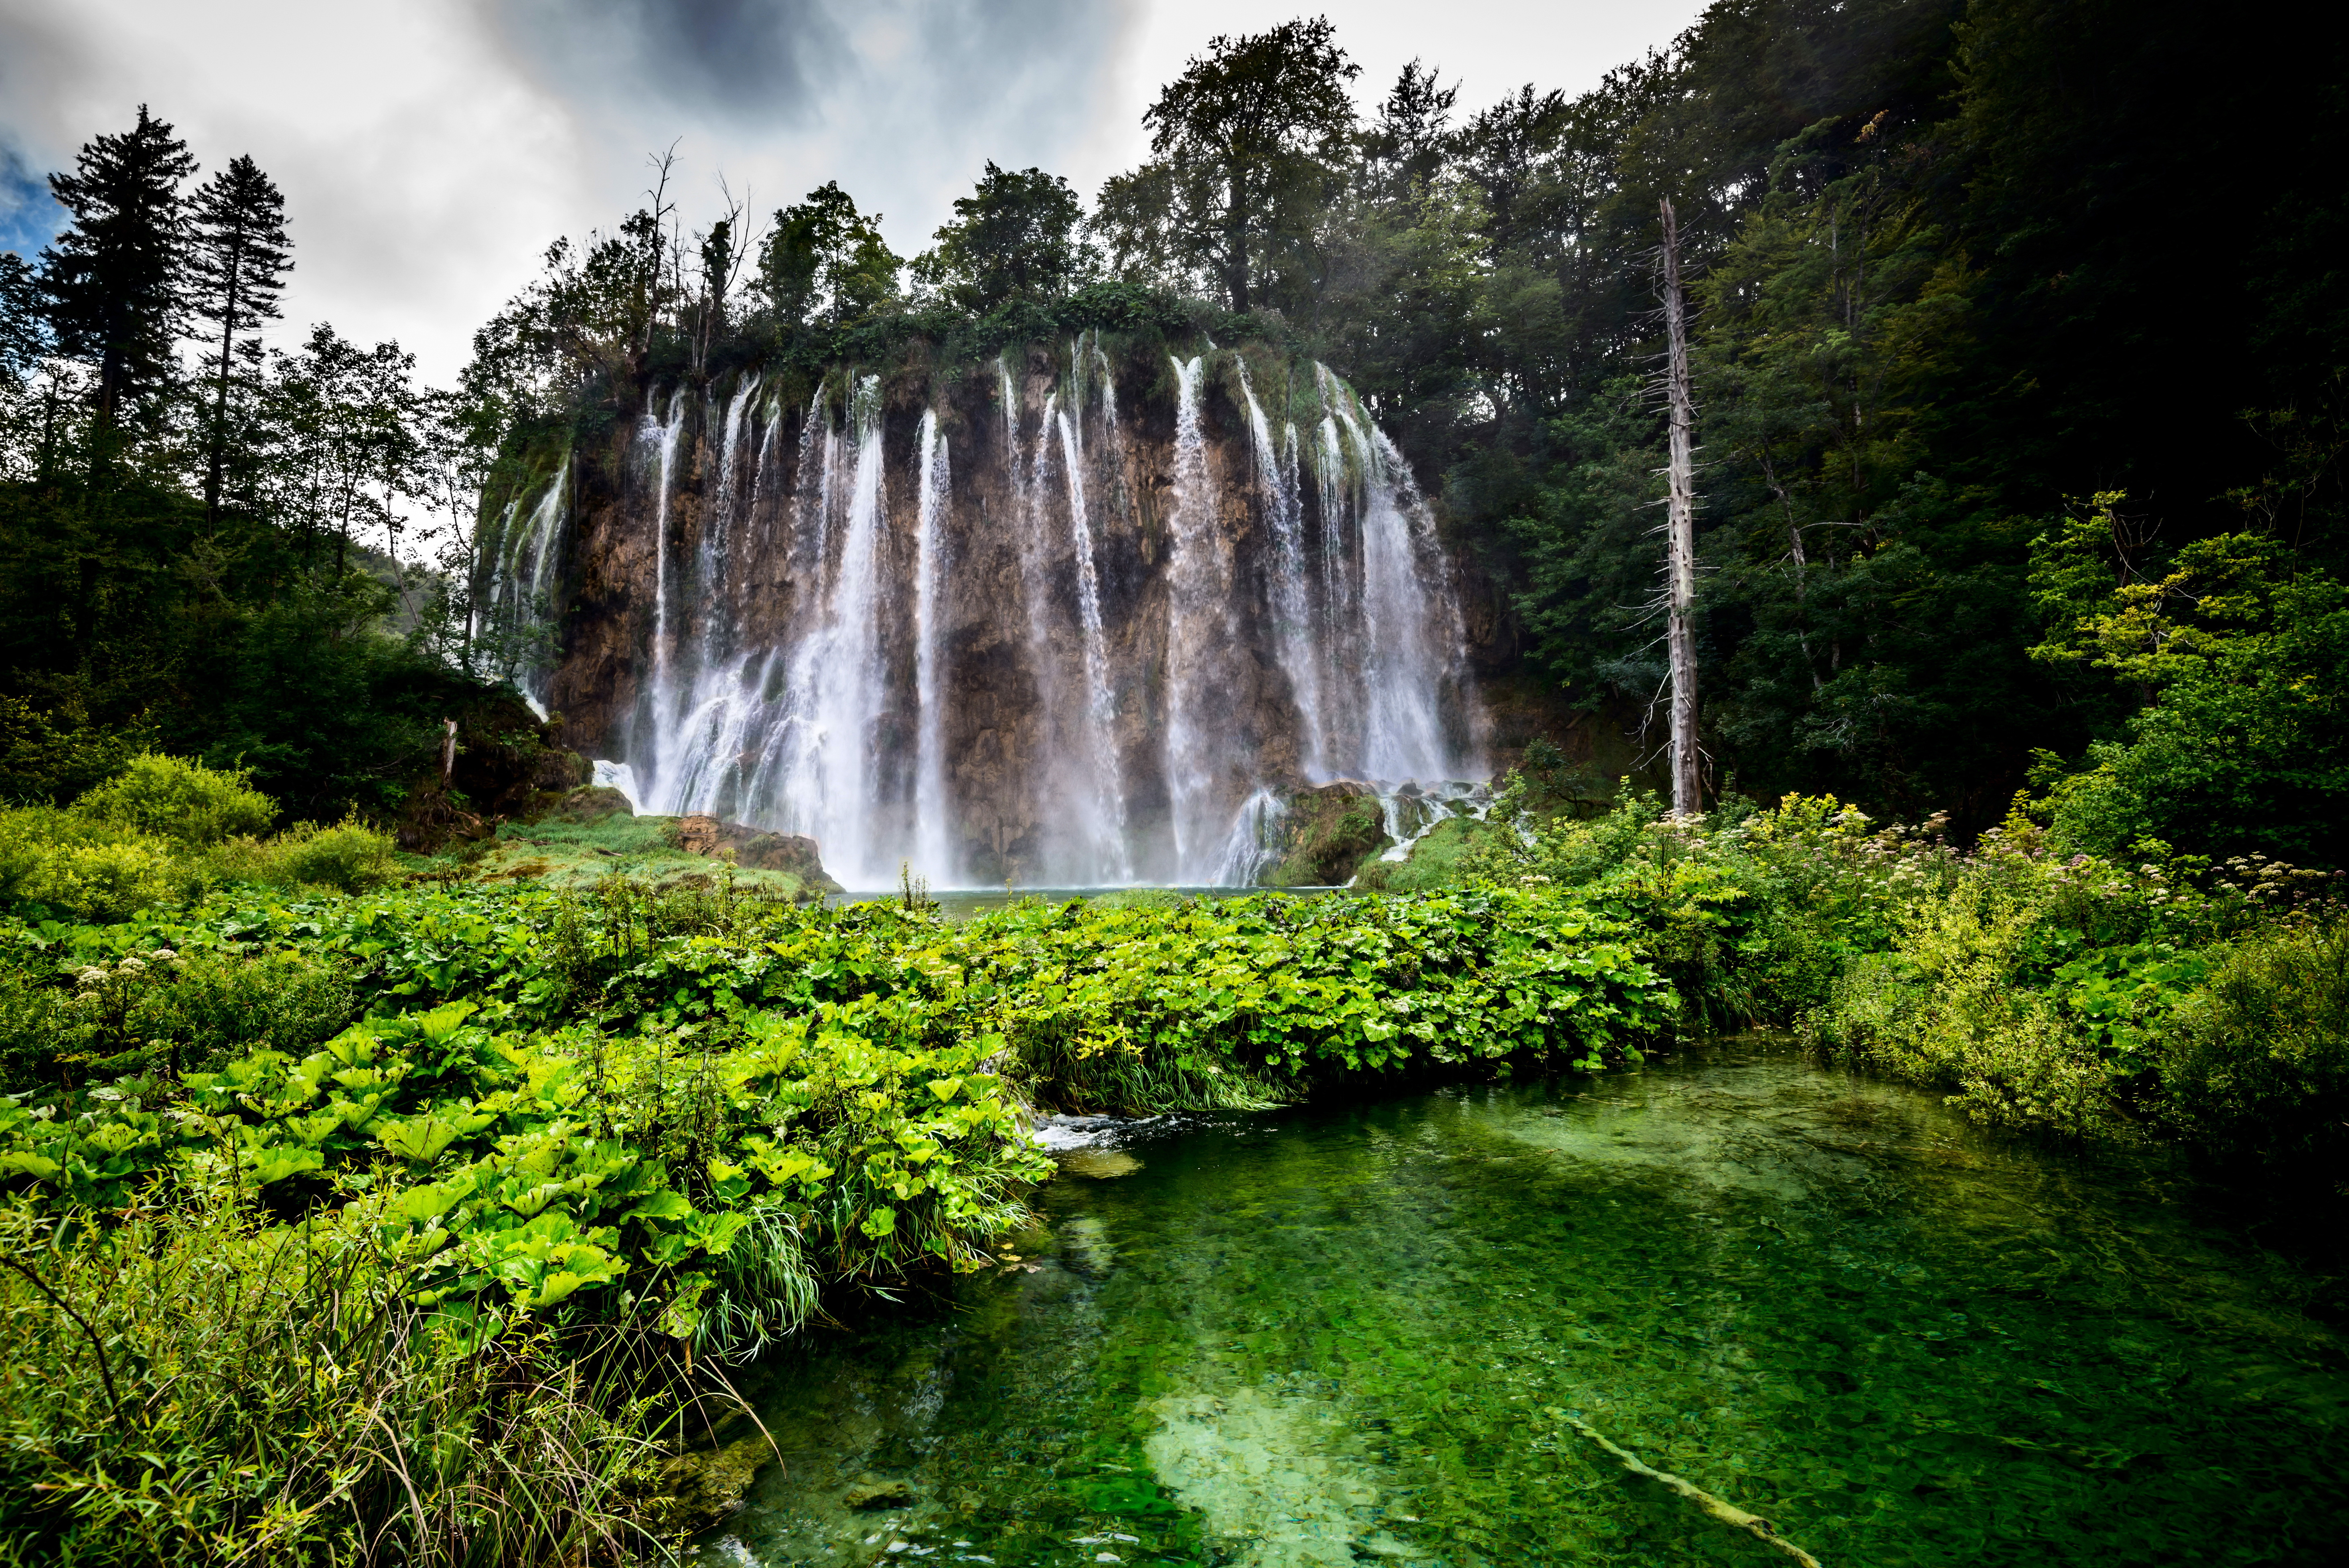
[0,1193,659,1567]
[0,693,150,805]
[73,751,274,846]
[911,163,1094,313]
[758,181,905,333]
[2154,919,2349,1169]
[2030,524,2349,865]
[210,815,396,893]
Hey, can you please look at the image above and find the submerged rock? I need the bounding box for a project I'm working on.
[1059,1148,1142,1179]
[844,1476,915,1510]
[657,1432,772,1529]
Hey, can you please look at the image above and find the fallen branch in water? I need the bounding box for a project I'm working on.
[1552,1408,1823,1567]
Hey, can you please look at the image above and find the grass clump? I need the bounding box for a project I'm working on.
[0,1192,662,1568]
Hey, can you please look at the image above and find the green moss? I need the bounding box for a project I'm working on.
[1350,816,1496,892]
[1261,789,1390,886]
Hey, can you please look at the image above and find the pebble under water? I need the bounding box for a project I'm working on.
[704,1041,2349,1566]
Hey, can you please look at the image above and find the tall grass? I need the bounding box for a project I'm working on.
[0,1187,673,1568]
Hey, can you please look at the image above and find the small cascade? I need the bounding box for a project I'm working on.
[474,463,569,711]
[1370,779,1492,865]
[912,409,956,884]
[1207,788,1290,887]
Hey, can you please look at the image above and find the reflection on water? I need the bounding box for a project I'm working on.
[703,1040,2349,1566]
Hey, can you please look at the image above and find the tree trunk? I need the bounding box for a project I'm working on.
[204,233,245,527]
[1225,171,1251,313]
[1661,197,1702,817]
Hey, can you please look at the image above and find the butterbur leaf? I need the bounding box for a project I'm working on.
[628,1190,696,1223]
[251,1148,324,1184]
[861,1205,898,1238]
[926,1076,964,1102]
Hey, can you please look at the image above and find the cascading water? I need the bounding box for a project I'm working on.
[1056,396,1130,880]
[474,463,568,712]
[1237,363,1323,778]
[644,389,688,719]
[1161,354,1234,883]
[557,346,1480,889]
[912,409,956,885]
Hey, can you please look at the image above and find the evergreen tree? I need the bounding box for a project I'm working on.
[39,106,195,442]
[186,154,292,525]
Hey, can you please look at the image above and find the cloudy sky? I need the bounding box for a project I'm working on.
[0,0,1707,385]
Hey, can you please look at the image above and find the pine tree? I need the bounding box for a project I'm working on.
[186,154,291,524]
[39,105,196,443]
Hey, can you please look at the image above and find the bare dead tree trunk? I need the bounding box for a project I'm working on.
[1661,197,1701,816]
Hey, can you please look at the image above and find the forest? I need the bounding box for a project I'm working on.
[1,1,2347,1564]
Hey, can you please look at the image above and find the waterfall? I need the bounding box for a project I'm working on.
[1056,398,1130,881]
[912,409,955,884]
[1162,354,1231,882]
[1207,788,1289,887]
[697,374,759,668]
[473,463,568,713]
[646,389,688,721]
[564,348,1477,891]
[1326,372,1454,782]
[1238,363,1323,778]
[763,373,890,883]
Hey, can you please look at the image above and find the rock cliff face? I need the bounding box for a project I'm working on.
[479,338,1485,888]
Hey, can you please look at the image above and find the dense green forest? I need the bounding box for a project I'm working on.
[3,2,2348,1564]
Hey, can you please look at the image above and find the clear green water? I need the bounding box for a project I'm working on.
[709,1041,2349,1567]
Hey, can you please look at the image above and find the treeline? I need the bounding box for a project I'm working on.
[475,0,2346,860]
[0,111,517,821]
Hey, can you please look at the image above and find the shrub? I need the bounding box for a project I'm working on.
[212,816,396,894]
[20,838,197,922]
[130,949,358,1077]
[73,753,275,848]
[2155,918,2349,1167]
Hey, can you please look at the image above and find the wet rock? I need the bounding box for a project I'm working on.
[711,821,844,891]
[844,1476,915,1510]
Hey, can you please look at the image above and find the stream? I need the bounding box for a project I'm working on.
[702,1039,2349,1566]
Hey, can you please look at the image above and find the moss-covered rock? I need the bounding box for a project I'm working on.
[1262,783,1390,886]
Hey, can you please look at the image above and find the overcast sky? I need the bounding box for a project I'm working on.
[0,0,1708,386]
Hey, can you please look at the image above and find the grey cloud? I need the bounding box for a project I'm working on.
[484,0,847,126]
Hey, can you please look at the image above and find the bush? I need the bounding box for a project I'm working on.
[211,816,396,894]
[18,836,197,922]
[74,753,275,847]
[2156,918,2349,1168]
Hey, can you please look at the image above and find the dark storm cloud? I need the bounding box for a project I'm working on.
[480,0,1141,253]
[485,0,848,127]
